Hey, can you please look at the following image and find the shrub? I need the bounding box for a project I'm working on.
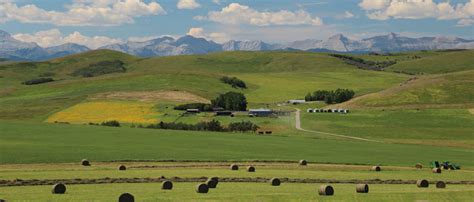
[330,54,396,71]
[174,103,213,111]
[228,121,259,132]
[101,120,121,127]
[22,77,54,85]
[220,76,247,89]
[143,120,259,133]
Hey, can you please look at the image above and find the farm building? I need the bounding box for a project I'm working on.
[212,107,224,111]
[186,109,200,113]
[288,100,306,104]
[249,108,273,117]
[216,111,233,116]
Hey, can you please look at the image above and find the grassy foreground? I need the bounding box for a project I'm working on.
[1,121,473,167]
[1,183,473,201]
[1,162,473,201]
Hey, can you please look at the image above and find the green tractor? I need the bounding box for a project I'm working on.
[430,161,461,170]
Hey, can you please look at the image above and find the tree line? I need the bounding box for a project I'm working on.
[305,88,355,104]
[138,120,259,133]
[175,91,247,111]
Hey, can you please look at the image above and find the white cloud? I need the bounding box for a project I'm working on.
[359,0,390,10]
[186,27,229,43]
[195,3,323,26]
[344,11,355,18]
[359,0,474,26]
[212,0,221,5]
[177,0,200,9]
[0,0,166,26]
[12,29,122,49]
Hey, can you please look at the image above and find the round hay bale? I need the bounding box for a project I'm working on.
[299,160,307,166]
[206,179,218,189]
[432,167,442,174]
[371,166,381,171]
[318,185,334,196]
[81,159,90,166]
[118,165,126,171]
[355,184,369,193]
[196,183,209,193]
[247,166,256,172]
[416,179,429,188]
[436,181,446,188]
[161,180,173,190]
[230,164,239,171]
[270,177,281,186]
[415,163,423,169]
[51,183,66,194]
[119,193,134,202]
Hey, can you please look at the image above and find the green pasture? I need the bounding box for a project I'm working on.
[299,108,474,148]
[0,183,472,201]
[1,121,473,167]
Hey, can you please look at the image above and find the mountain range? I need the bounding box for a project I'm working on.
[1,29,473,61]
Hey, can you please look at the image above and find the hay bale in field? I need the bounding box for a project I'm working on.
[81,159,90,166]
[299,159,307,166]
[161,180,173,190]
[51,183,66,194]
[206,178,218,189]
[417,179,429,188]
[119,193,134,202]
[371,166,381,171]
[118,165,126,171]
[355,184,369,193]
[196,183,209,193]
[270,177,281,186]
[415,163,423,169]
[230,164,239,170]
[436,181,446,188]
[432,167,442,174]
[318,185,334,196]
[247,166,256,172]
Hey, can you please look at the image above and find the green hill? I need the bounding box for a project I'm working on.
[337,70,474,109]
[0,50,407,121]
[353,49,474,75]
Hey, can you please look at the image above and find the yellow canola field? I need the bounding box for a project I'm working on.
[46,101,158,124]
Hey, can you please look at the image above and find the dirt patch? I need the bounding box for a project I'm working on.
[469,109,474,115]
[89,91,210,103]
[1,177,472,187]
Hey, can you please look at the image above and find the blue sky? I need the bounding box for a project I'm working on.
[1,0,473,48]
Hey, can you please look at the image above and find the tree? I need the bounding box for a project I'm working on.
[211,92,247,111]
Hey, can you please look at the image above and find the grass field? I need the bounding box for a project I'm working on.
[2,183,472,201]
[299,108,474,148]
[1,121,473,167]
[1,162,473,201]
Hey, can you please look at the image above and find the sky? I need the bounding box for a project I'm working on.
[0,0,473,49]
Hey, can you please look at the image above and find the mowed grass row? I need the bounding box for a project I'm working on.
[298,108,474,148]
[1,162,472,181]
[0,183,473,201]
[0,121,473,167]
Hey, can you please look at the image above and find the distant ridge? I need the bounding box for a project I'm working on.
[1,29,473,61]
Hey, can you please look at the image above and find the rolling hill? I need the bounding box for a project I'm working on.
[0,50,409,121]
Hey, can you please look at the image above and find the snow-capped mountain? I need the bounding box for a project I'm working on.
[0,30,90,61]
[1,29,473,61]
[222,40,276,51]
[100,35,222,57]
[44,43,90,59]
